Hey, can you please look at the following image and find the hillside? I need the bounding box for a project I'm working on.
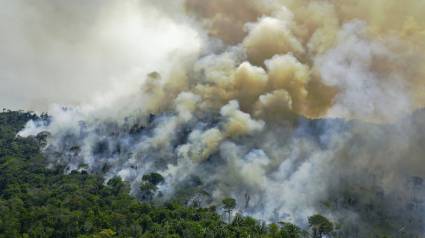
[0,110,327,238]
[3,110,424,237]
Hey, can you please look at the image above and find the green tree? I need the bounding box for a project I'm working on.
[308,214,333,238]
[279,222,303,238]
[142,172,164,186]
[107,176,127,195]
[140,173,163,201]
[222,197,236,223]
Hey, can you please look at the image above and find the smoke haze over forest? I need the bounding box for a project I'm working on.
[2,0,425,236]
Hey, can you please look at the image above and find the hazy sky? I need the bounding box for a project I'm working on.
[0,0,199,112]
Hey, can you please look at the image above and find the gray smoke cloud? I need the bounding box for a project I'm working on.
[12,0,425,236]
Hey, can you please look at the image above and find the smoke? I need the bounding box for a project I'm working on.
[0,0,201,111]
[316,21,412,122]
[12,0,425,235]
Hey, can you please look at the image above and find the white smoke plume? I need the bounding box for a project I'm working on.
[9,0,425,235]
[0,0,201,111]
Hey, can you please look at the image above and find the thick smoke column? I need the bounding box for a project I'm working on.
[15,0,425,235]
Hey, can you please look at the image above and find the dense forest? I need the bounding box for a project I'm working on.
[0,110,336,237]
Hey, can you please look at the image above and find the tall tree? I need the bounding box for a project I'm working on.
[140,172,164,201]
[222,197,236,223]
[308,214,333,238]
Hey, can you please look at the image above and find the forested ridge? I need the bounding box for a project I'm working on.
[0,110,335,238]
